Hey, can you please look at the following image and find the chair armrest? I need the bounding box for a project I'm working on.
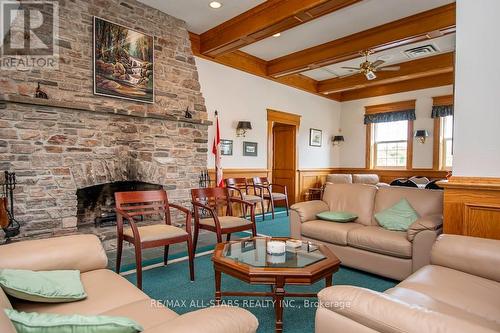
[226,186,244,199]
[318,286,497,333]
[169,203,192,234]
[229,197,256,208]
[253,184,271,196]
[148,306,258,333]
[431,234,500,282]
[191,201,218,220]
[407,214,443,241]
[0,235,107,273]
[270,183,287,194]
[290,200,329,223]
[116,207,141,240]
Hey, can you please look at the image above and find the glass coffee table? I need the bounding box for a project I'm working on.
[212,237,341,333]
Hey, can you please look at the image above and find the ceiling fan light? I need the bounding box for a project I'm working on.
[365,71,377,80]
[209,1,222,9]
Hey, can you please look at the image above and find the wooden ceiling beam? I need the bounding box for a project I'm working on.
[267,3,456,77]
[339,72,454,101]
[199,0,362,57]
[318,52,454,94]
[189,33,338,101]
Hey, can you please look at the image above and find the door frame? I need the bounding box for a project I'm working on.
[267,109,301,203]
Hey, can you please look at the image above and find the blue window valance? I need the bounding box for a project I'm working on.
[431,105,453,118]
[364,109,416,125]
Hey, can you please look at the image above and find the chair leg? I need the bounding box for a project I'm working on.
[260,200,266,221]
[134,242,143,290]
[216,231,223,244]
[115,236,123,274]
[242,203,247,220]
[187,238,195,281]
[226,233,231,242]
[285,197,290,216]
[251,222,257,237]
[269,197,275,219]
[164,245,169,266]
[193,224,199,253]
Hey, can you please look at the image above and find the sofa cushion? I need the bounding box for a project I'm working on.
[13,269,148,315]
[374,199,420,231]
[396,265,500,326]
[316,211,358,223]
[302,220,363,246]
[5,309,143,333]
[102,299,178,331]
[347,226,412,259]
[326,174,352,184]
[322,184,377,226]
[0,269,86,303]
[352,174,379,185]
[373,187,443,225]
[385,287,500,332]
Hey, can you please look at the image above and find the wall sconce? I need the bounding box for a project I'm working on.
[414,130,429,144]
[332,135,345,146]
[236,121,252,137]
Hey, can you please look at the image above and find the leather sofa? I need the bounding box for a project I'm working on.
[315,234,500,333]
[291,183,443,280]
[0,235,258,333]
[326,173,389,187]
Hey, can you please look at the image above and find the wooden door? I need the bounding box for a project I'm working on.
[273,123,296,204]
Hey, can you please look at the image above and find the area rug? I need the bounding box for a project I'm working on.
[124,211,398,332]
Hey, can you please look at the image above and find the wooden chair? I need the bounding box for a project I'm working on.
[191,187,257,251]
[115,190,194,290]
[225,177,265,220]
[252,177,289,219]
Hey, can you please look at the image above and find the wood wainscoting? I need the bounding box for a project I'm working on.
[438,177,500,240]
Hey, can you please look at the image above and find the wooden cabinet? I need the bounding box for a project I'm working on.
[439,177,500,240]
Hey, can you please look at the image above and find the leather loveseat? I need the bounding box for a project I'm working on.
[315,234,500,333]
[0,234,258,333]
[291,183,443,280]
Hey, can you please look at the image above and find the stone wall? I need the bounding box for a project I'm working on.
[0,0,209,240]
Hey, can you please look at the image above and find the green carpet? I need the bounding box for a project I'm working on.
[124,211,398,332]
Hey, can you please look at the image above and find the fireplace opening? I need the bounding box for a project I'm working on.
[76,181,162,228]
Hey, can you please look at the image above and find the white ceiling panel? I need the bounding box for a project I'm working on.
[240,0,455,60]
[138,0,266,34]
[302,33,455,81]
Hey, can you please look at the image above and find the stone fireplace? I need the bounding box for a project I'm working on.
[0,0,210,241]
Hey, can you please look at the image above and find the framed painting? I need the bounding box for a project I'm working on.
[243,142,258,156]
[93,17,154,103]
[309,128,322,147]
[220,139,233,156]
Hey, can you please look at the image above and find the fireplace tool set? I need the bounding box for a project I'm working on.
[1,171,20,241]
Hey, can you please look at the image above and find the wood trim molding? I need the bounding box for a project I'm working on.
[433,94,454,106]
[407,120,414,170]
[438,177,500,190]
[340,72,454,101]
[365,100,416,114]
[267,109,302,126]
[433,117,441,170]
[267,3,456,77]
[199,0,362,57]
[365,124,372,169]
[318,53,454,95]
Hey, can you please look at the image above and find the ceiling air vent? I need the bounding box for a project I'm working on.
[403,44,439,59]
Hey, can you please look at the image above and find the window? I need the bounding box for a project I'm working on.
[441,115,453,169]
[373,120,409,168]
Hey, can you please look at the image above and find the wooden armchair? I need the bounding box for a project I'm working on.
[252,176,289,219]
[225,177,265,220]
[115,190,194,290]
[191,187,257,251]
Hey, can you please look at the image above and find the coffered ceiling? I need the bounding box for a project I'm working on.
[139,0,456,102]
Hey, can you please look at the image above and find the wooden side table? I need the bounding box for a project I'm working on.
[307,187,324,201]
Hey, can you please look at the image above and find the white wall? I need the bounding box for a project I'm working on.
[339,86,454,168]
[453,0,500,177]
[196,57,342,170]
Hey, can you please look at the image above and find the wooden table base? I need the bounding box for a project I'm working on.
[215,269,333,333]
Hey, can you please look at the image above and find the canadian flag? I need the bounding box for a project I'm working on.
[212,111,223,187]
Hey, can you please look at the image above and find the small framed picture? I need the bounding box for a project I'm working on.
[243,141,258,156]
[309,128,322,147]
[220,139,233,156]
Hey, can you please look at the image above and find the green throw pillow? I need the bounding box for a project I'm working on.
[5,309,143,333]
[316,211,358,223]
[375,198,420,231]
[0,269,86,303]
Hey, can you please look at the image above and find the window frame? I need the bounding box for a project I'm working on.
[436,115,453,170]
[366,120,413,170]
[432,95,454,171]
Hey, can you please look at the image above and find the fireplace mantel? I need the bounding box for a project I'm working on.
[0,94,212,126]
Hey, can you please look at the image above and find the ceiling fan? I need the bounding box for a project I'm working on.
[341,50,401,80]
